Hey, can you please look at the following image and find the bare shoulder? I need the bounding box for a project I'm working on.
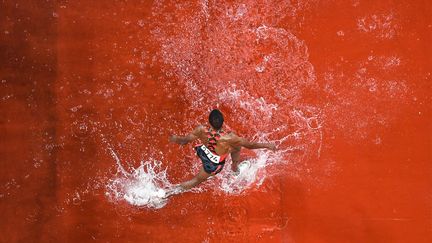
[220,132,240,143]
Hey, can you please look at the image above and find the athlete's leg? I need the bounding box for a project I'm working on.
[230,147,241,172]
[179,167,212,190]
[165,167,212,198]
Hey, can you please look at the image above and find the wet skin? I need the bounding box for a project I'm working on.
[168,124,276,194]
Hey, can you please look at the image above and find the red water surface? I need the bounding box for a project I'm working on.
[1,0,431,242]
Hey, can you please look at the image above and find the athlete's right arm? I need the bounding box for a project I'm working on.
[169,125,203,145]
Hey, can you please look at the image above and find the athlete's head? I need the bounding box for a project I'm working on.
[209,109,224,130]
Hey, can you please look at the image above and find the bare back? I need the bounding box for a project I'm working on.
[194,125,240,156]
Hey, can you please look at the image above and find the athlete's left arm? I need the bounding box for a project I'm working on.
[222,133,277,151]
[169,125,203,145]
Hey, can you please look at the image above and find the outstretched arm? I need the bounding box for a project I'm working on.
[169,126,203,145]
[225,134,277,151]
[238,138,276,150]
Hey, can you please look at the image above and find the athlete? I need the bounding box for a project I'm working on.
[166,109,276,196]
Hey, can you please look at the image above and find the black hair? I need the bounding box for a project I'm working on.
[209,109,224,130]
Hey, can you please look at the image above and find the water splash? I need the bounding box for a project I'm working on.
[219,152,269,194]
[106,144,287,208]
[105,0,327,208]
[106,148,173,209]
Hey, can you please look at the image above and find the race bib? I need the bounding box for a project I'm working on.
[200,145,221,164]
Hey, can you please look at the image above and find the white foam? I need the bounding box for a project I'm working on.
[219,152,269,194]
[106,149,173,209]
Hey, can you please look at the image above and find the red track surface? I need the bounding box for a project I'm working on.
[1,1,431,242]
